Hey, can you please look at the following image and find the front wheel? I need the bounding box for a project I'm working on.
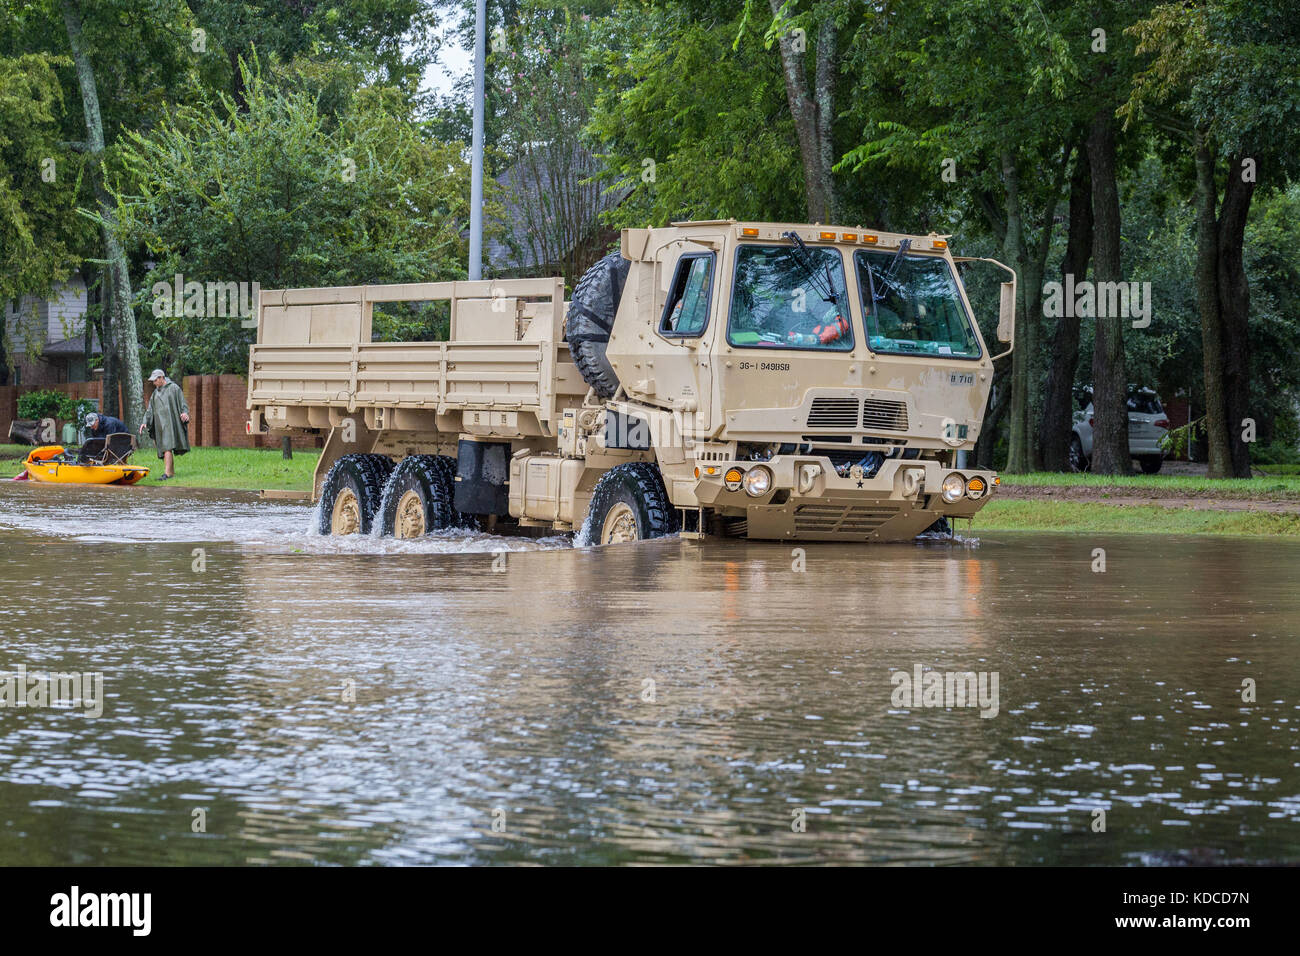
[1139,455,1163,475]
[583,463,678,545]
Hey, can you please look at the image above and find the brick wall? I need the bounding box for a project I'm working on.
[0,385,15,441]
[1,379,120,442]
[5,375,320,450]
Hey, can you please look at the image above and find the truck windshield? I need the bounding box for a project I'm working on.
[856,250,980,358]
[728,244,852,351]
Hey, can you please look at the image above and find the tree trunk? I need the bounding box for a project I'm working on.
[1086,108,1129,475]
[0,303,8,387]
[812,15,839,222]
[1023,147,1070,471]
[1000,150,1033,473]
[8,420,44,445]
[97,281,120,420]
[1038,144,1092,470]
[62,0,145,437]
[975,378,1011,470]
[1217,150,1254,478]
[1193,134,1232,477]
[769,0,835,222]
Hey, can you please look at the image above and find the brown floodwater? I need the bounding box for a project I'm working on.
[0,481,1296,865]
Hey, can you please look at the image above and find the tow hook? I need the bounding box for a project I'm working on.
[798,463,822,494]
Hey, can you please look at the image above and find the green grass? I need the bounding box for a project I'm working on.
[972,499,1300,536]
[1,443,318,492]
[997,470,1300,496]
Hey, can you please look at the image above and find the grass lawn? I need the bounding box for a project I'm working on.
[972,499,1300,536]
[1,443,318,492]
[997,470,1300,497]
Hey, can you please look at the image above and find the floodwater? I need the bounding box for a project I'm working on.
[0,481,1296,866]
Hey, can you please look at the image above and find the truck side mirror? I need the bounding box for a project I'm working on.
[998,281,1015,344]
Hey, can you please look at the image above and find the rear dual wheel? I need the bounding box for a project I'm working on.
[380,455,460,538]
[318,454,395,535]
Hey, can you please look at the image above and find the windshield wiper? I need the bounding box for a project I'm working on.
[885,238,912,277]
[782,230,837,306]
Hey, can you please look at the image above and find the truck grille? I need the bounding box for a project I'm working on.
[794,504,900,535]
[806,397,909,432]
[807,397,860,428]
[862,399,909,431]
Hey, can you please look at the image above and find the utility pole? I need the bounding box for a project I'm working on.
[468,0,486,281]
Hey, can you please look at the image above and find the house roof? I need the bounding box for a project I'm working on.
[486,143,631,272]
[40,335,100,357]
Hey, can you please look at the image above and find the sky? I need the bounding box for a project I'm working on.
[421,17,472,99]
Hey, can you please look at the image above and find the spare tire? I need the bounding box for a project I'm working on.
[566,251,631,399]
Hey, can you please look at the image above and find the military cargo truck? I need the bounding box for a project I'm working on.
[245,220,1016,544]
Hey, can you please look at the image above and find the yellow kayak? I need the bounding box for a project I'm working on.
[22,445,149,485]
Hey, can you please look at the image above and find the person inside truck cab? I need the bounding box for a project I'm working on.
[728,245,853,350]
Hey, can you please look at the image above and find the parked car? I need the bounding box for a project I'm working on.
[1070,386,1170,473]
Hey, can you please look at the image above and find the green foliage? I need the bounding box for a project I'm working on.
[16,389,64,420]
[588,1,806,227]
[112,63,478,373]
[0,52,89,309]
[1250,441,1300,467]
[16,390,93,421]
[1160,417,1204,459]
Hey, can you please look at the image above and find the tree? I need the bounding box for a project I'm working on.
[113,65,474,374]
[489,3,615,285]
[1037,137,1092,470]
[182,0,438,110]
[60,0,146,432]
[759,0,839,222]
[1124,0,1300,476]
[588,0,806,227]
[840,0,1079,472]
[0,51,89,384]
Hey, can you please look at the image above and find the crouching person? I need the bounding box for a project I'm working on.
[84,412,128,439]
[139,369,190,480]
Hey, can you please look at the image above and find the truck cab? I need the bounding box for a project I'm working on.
[591,220,1015,541]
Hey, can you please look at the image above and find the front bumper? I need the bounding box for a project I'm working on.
[690,455,997,541]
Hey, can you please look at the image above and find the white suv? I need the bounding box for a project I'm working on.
[1070,387,1170,474]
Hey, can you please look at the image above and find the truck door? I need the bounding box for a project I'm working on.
[655,239,718,434]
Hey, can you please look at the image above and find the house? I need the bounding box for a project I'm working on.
[3,276,100,387]
[486,142,630,285]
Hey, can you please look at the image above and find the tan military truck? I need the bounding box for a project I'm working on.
[246,220,1016,544]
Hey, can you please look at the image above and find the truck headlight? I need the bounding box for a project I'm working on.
[743,466,772,497]
[966,476,987,500]
[941,473,966,503]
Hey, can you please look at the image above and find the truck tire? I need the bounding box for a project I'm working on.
[582,462,678,545]
[566,251,631,399]
[380,455,456,538]
[318,453,394,535]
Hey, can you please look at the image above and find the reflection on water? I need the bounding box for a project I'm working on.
[0,482,1296,865]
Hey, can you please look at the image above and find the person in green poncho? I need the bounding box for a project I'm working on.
[139,369,190,480]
